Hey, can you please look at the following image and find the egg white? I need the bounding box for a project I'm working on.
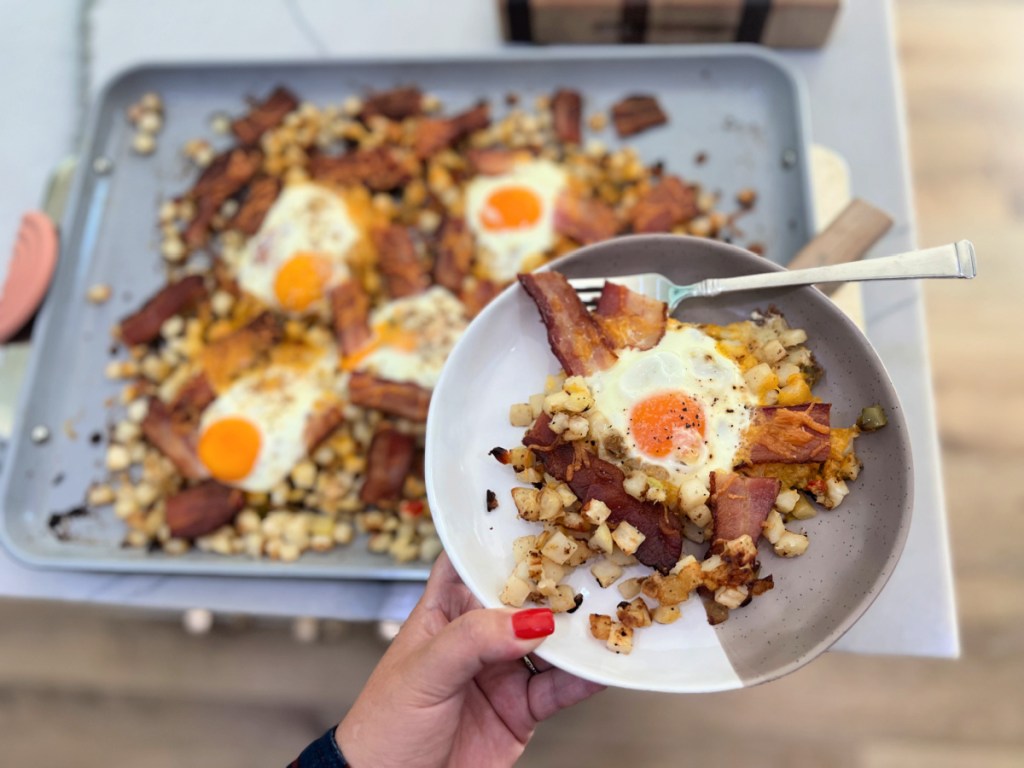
[586,325,754,486]
[464,160,567,282]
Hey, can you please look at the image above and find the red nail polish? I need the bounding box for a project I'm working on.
[513,608,554,639]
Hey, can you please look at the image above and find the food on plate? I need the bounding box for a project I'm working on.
[495,271,884,652]
[610,94,668,138]
[94,82,757,565]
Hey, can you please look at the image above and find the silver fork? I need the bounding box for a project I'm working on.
[569,240,977,311]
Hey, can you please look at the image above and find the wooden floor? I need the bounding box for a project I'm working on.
[2,2,1023,765]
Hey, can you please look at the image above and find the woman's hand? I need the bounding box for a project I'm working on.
[337,553,604,767]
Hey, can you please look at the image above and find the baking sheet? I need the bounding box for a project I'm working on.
[0,48,814,579]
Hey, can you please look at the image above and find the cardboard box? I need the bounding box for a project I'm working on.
[499,0,842,48]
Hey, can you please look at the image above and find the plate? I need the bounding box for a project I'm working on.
[425,235,913,692]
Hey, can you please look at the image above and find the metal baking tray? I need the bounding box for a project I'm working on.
[0,48,814,579]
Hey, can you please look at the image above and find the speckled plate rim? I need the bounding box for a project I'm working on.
[425,234,913,693]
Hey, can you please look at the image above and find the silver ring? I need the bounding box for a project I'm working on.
[522,655,540,675]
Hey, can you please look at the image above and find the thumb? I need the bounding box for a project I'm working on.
[407,607,554,699]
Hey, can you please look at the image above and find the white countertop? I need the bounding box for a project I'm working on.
[0,0,958,657]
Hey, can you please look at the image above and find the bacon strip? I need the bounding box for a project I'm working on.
[184,147,263,248]
[709,471,781,543]
[554,191,618,245]
[330,280,372,356]
[304,404,344,452]
[433,218,473,293]
[168,373,216,423]
[744,403,832,464]
[413,102,490,158]
[527,438,682,574]
[360,427,416,506]
[460,278,502,319]
[628,176,698,234]
[141,399,209,481]
[200,312,284,391]
[551,89,582,144]
[593,282,667,351]
[349,372,431,422]
[611,95,668,138]
[465,147,519,176]
[228,175,281,236]
[231,86,299,146]
[359,86,423,121]
[373,225,429,298]
[518,272,617,377]
[309,146,411,192]
[166,480,245,539]
[120,275,207,346]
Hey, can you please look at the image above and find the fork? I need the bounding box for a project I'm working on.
[569,240,977,312]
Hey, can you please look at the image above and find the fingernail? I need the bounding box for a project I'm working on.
[512,608,554,639]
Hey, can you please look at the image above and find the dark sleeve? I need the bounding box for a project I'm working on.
[288,727,349,767]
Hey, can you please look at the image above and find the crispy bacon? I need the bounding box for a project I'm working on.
[359,427,416,506]
[228,175,281,235]
[744,403,832,464]
[593,282,667,351]
[709,471,780,544]
[166,480,245,539]
[119,275,207,346]
[433,218,474,293]
[551,89,582,144]
[184,147,263,248]
[460,278,502,319]
[373,225,429,298]
[518,272,617,376]
[349,372,432,422]
[304,404,344,452]
[200,312,283,390]
[611,95,668,138]
[523,411,559,450]
[168,373,216,423]
[329,280,372,356]
[231,86,300,146]
[140,399,208,480]
[628,176,698,234]
[554,191,618,245]
[465,147,519,176]
[359,86,423,121]
[413,102,491,158]
[530,441,682,573]
[309,146,411,192]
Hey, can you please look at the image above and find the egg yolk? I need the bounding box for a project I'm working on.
[481,185,543,231]
[198,417,262,482]
[629,391,706,460]
[274,252,333,311]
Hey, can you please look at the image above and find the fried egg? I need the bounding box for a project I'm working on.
[229,183,367,315]
[196,347,339,492]
[345,286,468,389]
[465,159,567,282]
[586,324,754,486]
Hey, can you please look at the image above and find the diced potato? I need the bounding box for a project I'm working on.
[507,446,534,470]
[526,550,545,582]
[780,328,807,347]
[549,584,578,613]
[554,483,577,508]
[759,339,787,364]
[565,539,595,567]
[762,509,786,544]
[652,605,681,625]
[645,485,667,503]
[562,377,594,413]
[512,535,536,562]
[714,585,749,609]
[642,568,700,607]
[606,622,634,654]
[515,467,543,484]
[622,472,647,499]
[777,378,812,406]
[790,493,817,520]
[616,597,652,629]
[582,499,611,525]
[548,412,570,434]
[826,478,850,508]
[545,373,566,394]
[683,520,706,544]
[686,503,712,528]
[541,557,569,584]
[670,554,698,576]
[500,574,533,607]
[611,521,646,555]
[536,577,558,596]
[745,362,779,395]
[589,613,613,641]
[529,393,546,419]
[774,530,809,557]
[511,487,541,521]
[509,403,534,427]
[777,362,801,385]
[606,546,638,567]
[618,577,643,600]
[591,558,623,588]
[563,415,589,441]
[560,510,591,533]
[540,530,579,565]
[543,390,570,414]
[539,488,563,521]
[588,522,613,554]
[678,477,710,512]
[775,488,800,514]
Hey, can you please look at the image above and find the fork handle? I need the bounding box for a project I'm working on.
[695,240,977,300]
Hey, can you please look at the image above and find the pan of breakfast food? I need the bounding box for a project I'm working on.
[0,48,814,578]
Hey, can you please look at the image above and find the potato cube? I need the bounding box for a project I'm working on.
[549,584,578,613]
[617,577,643,600]
[589,613,613,641]
[780,328,807,347]
[512,535,536,563]
[622,472,647,499]
[616,597,652,629]
[611,521,646,555]
[500,575,533,608]
[554,483,577,508]
[540,530,578,565]
[744,362,778,395]
[565,539,595,567]
[538,488,564,521]
[509,403,534,427]
[536,577,558,596]
[670,554,698,576]
[606,546,638,567]
[515,467,543,484]
[790,493,817,520]
[560,510,591,533]
[642,567,700,607]
[588,522,613,554]
[543,390,570,414]
[541,557,569,584]
[562,376,594,412]
[606,622,634,654]
[548,412,570,434]
[760,339,787,364]
[714,585,749,609]
[529,393,546,419]
[774,530,810,557]
[774,488,800,514]
[511,488,541,521]
[563,415,589,441]
[526,550,545,582]
[590,558,623,588]
[762,509,785,544]
[652,605,681,625]
[679,477,710,512]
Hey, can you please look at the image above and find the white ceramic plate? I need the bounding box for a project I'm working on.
[425,235,912,692]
